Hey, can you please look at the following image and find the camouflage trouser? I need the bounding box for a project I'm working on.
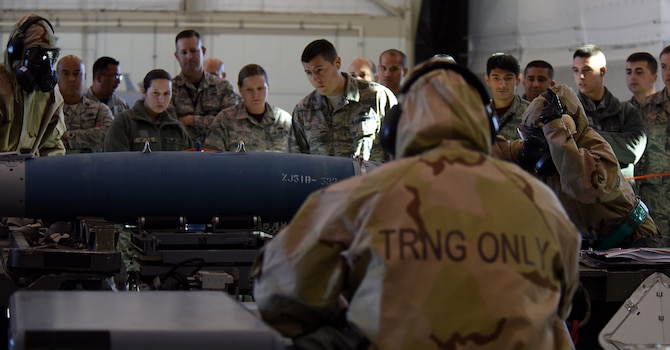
[117,229,139,272]
[640,186,670,236]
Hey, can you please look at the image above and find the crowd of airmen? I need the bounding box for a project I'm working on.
[478,47,670,240]
[41,23,670,245]
[58,30,401,163]
[4,13,670,349]
[62,30,670,241]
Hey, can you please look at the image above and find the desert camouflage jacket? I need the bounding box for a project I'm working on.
[254,68,580,349]
[494,85,659,245]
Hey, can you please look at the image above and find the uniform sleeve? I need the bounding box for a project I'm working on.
[104,115,131,152]
[220,79,240,110]
[37,104,66,156]
[67,103,113,150]
[597,102,647,165]
[192,114,216,144]
[637,102,667,186]
[289,105,309,154]
[543,117,621,203]
[203,111,229,151]
[253,189,353,338]
[192,80,239,143]
[182,124,194,150]
[491,135,523,163]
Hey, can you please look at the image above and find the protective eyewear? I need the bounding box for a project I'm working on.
[24,47,60,66]
[102,73,123,81]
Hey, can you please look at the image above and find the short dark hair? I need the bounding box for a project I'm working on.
[524,60,554,79]
[486,53,520,75]
[143,69,172,91]
[366,58,377,75]
[379,49,407,68]
[660,45,670,60]
[626,52,658,74]
[175,30,201,51]
[573,44,605,60]
[238,64,268,87]
[92,56,120,78]
[301,39,337,64]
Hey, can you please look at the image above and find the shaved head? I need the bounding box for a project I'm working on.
[57,55,86,104]
[203,57,225,78]
[348,57,377,82]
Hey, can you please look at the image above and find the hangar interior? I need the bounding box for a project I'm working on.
[2,0,668,109]
[2,0,670,349]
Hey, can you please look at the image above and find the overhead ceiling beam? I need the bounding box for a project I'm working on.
[370,0,403,18]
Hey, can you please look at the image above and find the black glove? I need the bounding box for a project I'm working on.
[518,125,557,177]
[538,88,564,125]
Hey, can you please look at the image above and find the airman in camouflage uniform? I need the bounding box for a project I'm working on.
[205,64,290,152]
[171,30,238,145]
[84,56,130,117]
[290,39,396,162]
[521,60,556,102]
[254,60,580,350]
[495,95,529,140]
[62,98,112,153]
[573,45,647,185]
[625,52,657,110]
[637,46,670,235]
[172,72,238,144]
[206,103,291,152]
[57,55,113,153]
[84,88,128,117]
[484,53,529,140]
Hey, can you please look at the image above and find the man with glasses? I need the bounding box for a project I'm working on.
[84,56,129,118]
[0,13,65,156]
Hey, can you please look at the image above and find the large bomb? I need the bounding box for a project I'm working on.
[0,151,376,224]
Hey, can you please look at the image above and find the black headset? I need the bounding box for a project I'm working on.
[7,16,55,64]
[7,16,59,93]
[380,61,499,157]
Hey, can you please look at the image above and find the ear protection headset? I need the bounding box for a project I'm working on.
[7,16,54,64]
[380,61,499,157]
[7,16,59,93]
